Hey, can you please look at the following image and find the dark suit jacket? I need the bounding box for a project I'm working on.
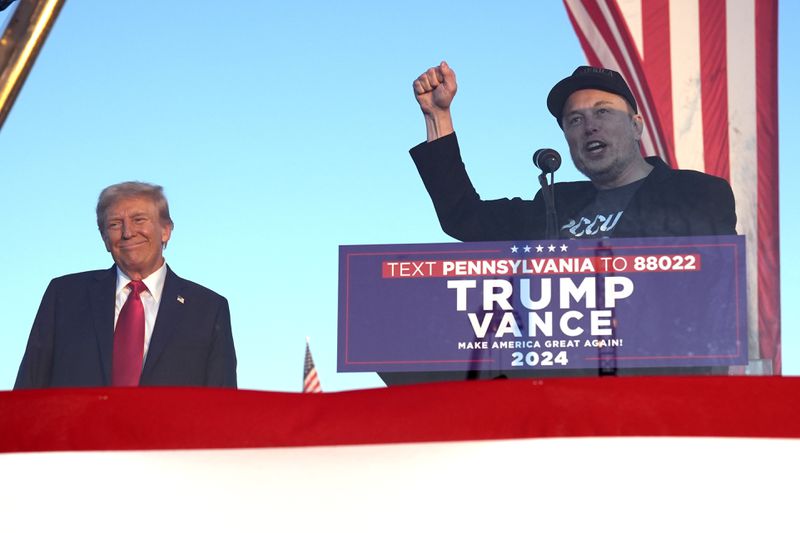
[15,266,237,388]
[410,132,737,241]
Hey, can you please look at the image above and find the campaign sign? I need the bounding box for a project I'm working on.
[338,236,747,373]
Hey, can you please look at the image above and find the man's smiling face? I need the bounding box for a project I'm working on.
[101,195,172,280]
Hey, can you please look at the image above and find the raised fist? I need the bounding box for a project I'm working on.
[413,61,457,116]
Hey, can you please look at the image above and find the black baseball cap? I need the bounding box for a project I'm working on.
[547,66,637,127]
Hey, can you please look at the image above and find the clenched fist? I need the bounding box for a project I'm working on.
[413,61,458,115]
[413,61,457,141]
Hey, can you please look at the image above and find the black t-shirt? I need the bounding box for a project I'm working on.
[559,178,645,239]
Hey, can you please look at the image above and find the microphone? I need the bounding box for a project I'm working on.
[532,148,561,240]
[533,148,561,173]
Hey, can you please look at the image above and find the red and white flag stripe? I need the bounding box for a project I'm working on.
[563,0,780,373]
[303,338,322,393]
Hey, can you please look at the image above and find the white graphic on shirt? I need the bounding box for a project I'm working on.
[561,211,624,238]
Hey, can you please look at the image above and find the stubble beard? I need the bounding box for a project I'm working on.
[572,143,639,189]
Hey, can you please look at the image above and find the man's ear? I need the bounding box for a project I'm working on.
[631,113,644,141]
[161,224,172,250]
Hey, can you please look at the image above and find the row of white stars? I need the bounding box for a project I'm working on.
[510,244,569,253]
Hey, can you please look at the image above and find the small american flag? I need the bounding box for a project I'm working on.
[303,337,322,393]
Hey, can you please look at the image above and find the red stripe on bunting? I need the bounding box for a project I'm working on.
[755,0,781,372]
[2,378,800,452]
[698,0,730,181]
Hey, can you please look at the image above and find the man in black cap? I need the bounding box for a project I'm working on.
[375,62,737,386]
[409,61,736,240]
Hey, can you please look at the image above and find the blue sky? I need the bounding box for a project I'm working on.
[0,1,795,391]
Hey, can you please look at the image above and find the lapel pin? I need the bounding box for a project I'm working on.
[177,295,185,304]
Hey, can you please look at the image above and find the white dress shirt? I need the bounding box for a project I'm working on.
[114,261,168,362]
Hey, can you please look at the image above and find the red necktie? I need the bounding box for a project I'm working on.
[112,280,146,386]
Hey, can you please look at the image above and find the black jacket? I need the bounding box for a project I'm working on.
[410,132,736,241]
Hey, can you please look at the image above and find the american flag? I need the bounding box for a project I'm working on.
[563,0,780,374]
[303,338,322,393]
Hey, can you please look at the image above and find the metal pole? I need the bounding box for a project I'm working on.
[0,0,65,131]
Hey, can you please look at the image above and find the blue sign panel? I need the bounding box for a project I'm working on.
[338,236,747,373]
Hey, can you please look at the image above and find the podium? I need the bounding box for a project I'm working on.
[339,236,756,383]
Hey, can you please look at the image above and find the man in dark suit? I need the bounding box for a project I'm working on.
[409,62,736,240]
[15,182,237,388]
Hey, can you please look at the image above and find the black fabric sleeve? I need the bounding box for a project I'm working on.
[205,297,238,388]
[15,281,57,389]
[410,133,546,241]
